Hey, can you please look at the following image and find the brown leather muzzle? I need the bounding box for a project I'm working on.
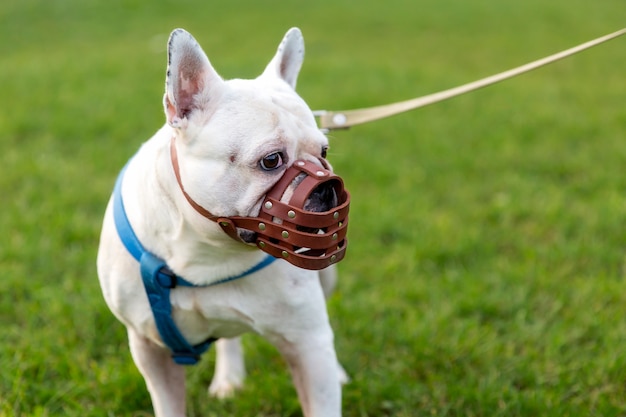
[171,138,349,270]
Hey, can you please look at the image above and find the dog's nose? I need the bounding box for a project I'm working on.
[303,180,339,213]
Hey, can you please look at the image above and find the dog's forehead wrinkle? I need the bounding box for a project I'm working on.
[227,78,310,116]
[202,102,295,162]
[191,99,322,171]
[220,83,314,139]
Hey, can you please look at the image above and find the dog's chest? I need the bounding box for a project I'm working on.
[164,274,312,342]
[166,286,257,341]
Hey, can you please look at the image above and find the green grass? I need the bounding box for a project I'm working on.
[1,0,625,415]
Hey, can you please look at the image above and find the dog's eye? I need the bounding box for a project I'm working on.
[321,146,329,159]
[260,152,284,171]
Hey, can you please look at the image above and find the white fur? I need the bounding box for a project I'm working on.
[97,27,346,417]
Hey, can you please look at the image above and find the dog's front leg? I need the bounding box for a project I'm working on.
[273,329,342,417]
[208,337,246,398]
[318,265,338,299]
[318,266,350,385]
[128,329,186,417]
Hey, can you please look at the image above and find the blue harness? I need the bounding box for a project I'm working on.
[112,162,276,365]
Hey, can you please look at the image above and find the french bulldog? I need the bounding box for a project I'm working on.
[97,27,348,417]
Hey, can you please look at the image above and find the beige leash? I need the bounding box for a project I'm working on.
[315,28,626,131]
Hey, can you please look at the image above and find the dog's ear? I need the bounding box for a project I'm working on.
[164,29,224,129]
[261,27,304,89]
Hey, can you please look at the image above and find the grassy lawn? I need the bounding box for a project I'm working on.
[1,0,625,416]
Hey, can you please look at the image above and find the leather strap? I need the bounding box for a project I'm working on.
[315,28,626,130]
[170,138,220,222]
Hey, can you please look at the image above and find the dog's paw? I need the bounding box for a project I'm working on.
[208,377,243,399]
[338,362,350,385]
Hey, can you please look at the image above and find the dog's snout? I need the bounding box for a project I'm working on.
[304,181,339,213]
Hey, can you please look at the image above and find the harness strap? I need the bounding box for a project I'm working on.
[139,251,215,365]
[112,161,276,365]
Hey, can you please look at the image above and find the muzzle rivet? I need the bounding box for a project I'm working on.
[332,233,338,240]
[258,241,266,249]
[316,170,326,177]
[333,212,339,219]
[296,161,305,167]
[264,201,273,210]
[281,250,289,258]
[330,254,337,263]
[287,210,296,218]
[282,231,289,239]
[258,222,266,231]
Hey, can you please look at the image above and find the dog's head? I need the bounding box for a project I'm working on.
[163,28,348,270]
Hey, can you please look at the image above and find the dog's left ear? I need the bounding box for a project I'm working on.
[164,29,225,129]
[261,27,304,89]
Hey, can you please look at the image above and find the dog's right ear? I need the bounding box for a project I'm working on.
[261,27,304,89]
[164,29,224,129]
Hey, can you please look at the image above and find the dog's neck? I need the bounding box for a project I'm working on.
[121,126,268,285]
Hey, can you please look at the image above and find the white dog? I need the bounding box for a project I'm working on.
[97,27,349,417]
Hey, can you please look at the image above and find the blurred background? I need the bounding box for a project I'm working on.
[1,1,625,416]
